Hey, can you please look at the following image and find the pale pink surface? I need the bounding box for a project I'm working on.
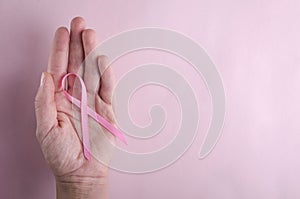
[1,0,300,198]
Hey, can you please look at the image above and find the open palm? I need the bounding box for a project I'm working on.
[34,17,116,186]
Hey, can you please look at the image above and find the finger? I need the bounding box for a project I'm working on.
[67,17,86,94]
[98,56,116,104]
[47,27,69,92]
[34,72,57,143]
[82,29,100,94]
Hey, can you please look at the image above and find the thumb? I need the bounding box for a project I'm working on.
[34,72,57,143]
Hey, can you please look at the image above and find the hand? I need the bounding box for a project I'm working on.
[34,17,116,199]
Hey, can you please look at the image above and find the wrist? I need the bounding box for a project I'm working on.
[55,175,108,199]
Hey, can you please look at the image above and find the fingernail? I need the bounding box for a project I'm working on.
[40,72,45,86]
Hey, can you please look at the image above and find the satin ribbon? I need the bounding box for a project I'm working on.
[61,73,127,160]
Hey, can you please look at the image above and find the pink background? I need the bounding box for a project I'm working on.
[1,0,300,198]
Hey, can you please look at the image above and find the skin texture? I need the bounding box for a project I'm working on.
[34,17,116,199]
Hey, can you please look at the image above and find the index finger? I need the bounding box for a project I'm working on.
[47,27,69,92]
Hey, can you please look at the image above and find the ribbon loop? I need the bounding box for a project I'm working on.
[61,73,127,160]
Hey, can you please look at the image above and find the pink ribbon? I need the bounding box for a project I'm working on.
[61,73,127,160]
